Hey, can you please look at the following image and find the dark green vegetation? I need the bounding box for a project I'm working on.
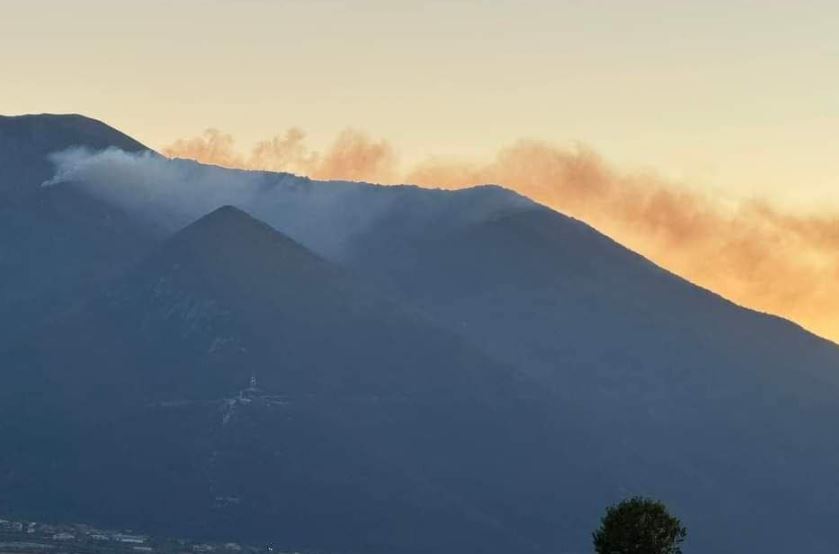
[2,114,839,554]
[593,497,687,554]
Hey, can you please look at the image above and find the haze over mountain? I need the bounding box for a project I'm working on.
[2,114,839,554]
[163,124,839,345]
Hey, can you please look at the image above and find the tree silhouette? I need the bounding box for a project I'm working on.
[593,496,687,554]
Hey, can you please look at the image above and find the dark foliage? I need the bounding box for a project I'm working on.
[593,497,687,554]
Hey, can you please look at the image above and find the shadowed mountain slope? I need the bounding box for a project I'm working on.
[0,114,157,346]
[1,206,553,554]
[343,198,839,553]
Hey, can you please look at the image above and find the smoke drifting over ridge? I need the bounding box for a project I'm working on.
[44,147,533,262]
[163,129,839,343]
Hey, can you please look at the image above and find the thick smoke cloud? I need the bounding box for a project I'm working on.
[163,130,839,343]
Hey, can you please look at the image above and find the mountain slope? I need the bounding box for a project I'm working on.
[343,199,839,553]
[0,114,158,347]
[0,206,552,554]
[0,113,148,196]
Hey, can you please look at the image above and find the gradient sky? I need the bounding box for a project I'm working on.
[3,0,839,210]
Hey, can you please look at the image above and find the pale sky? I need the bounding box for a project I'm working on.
[2,0,839,208]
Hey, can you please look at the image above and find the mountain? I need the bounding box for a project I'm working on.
[343,200,839,552]
[0,206,548,554]
[0,113,148,198]
[2,114,839,553]
[0,114,157,347]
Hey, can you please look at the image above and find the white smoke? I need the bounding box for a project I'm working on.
[43,147,536,260]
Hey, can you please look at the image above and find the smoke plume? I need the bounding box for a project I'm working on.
[163,129,839,343]
[44,147,531,262]
[163,128,397,183]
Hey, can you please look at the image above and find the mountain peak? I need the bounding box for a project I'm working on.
[0,113,152,198]
[148,206,339,303]
[0,113,150,154]
[191,204,266,230]
[170,205,309,258]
